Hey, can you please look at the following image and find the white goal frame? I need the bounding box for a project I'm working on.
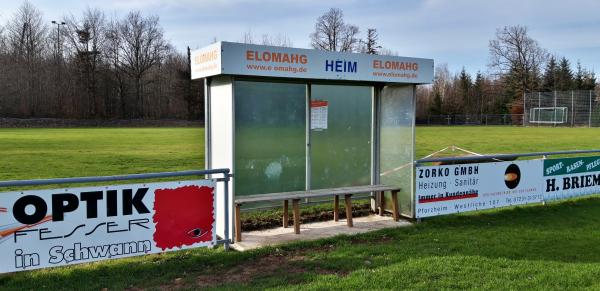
[529,107,568,124]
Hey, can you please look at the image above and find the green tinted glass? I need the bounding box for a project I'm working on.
[380,85,415,217]
[310,84,372,189]
[234,81,307,196]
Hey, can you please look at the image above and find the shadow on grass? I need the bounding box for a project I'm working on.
[2,196,600,290]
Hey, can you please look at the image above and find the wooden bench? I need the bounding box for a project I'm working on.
[234,185,401,242]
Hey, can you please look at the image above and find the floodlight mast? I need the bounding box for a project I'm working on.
[51,20,66,60]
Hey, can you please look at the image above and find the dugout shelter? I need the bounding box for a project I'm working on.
[191,42,434,239]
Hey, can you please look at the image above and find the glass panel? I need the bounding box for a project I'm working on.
[380,85,415,217]
[234,81,306,196]
[310,84,372,189]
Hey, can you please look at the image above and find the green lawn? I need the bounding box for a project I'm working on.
[1,126,600,290]
[0,128,204,183]
[416,126,600,158]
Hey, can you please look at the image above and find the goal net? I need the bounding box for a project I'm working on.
[529,107,568,124]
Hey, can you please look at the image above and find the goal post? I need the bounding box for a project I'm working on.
[529,107,568,124]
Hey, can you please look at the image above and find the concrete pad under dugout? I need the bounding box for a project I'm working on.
[232,215,412,251]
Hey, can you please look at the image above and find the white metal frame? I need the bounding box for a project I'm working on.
[529,107,568,124]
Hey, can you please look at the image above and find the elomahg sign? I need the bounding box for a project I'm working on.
[191,42,434,84]
[0,180,215,273]
[415,160,544,218]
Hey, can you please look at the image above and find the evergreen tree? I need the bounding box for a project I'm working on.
[363,28,381,54]
[555,57,573,91]
[575,61,584,90]
[429,91,443,115]
[473,71,485,115]
[542,56,557,91]
[457,68,472,113]
[583,71,597,91]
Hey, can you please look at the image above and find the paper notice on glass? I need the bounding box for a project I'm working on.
[311,100,328,130]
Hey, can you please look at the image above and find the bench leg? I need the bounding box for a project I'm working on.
[292,199,300,234]
[391,190,399,221]
[344,194,353,227]
[283,200,289,228]
[378,191,385,216]
[235,204,242,242]
[333,195,339,222]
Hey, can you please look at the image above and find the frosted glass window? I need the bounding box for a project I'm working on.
[380,85,415,217]
[310,84,372,189]
[234,81,306,196]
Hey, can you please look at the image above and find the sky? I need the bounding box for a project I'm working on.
[1,0,599,75]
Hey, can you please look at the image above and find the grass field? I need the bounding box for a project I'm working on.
[2,126,600,290]
[0,128,204,183]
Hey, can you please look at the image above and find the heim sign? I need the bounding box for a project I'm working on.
[0,180,216,273]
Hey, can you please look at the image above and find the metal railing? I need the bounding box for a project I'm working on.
[0,168,233,250]
[416,149,600,165]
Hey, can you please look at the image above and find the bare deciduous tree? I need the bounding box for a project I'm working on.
[240,29,293,47]
[6,1,48,59]
[0,2,203,121]
[310,8,359,52]
[489,25,548,94]
[0,24,6,55]
[117,11,169,118]
[5,1,48,116]
[63,8,106,117]
[260,33,293,47]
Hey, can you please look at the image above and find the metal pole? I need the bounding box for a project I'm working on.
[223,173,231,251]
[553,91,557,127]
[523,92,526,127]
[590,90,593,128]
[571,91,575,127]
[0,169,230,188]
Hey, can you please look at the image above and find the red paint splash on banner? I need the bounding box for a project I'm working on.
[152,185,214,250]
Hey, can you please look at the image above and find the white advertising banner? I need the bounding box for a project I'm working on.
[0,180,216,273]
[415,160,544,218]
[191,42,434,84]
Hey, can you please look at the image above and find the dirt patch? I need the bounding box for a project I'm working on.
[138,245,349,290]
[191,246,347,289]
[195,254,305,288]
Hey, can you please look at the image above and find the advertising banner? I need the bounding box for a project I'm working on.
[543,156,600,201]
[0,180,216,273]
[415,160,544,218]
[191,42,434,84]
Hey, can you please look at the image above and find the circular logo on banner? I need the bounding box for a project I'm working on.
[504,164,521,189]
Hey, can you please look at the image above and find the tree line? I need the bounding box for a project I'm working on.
[0,1,203,120]
[0,4,597,121]
[416,25,597,118]
[306,10,598,118]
